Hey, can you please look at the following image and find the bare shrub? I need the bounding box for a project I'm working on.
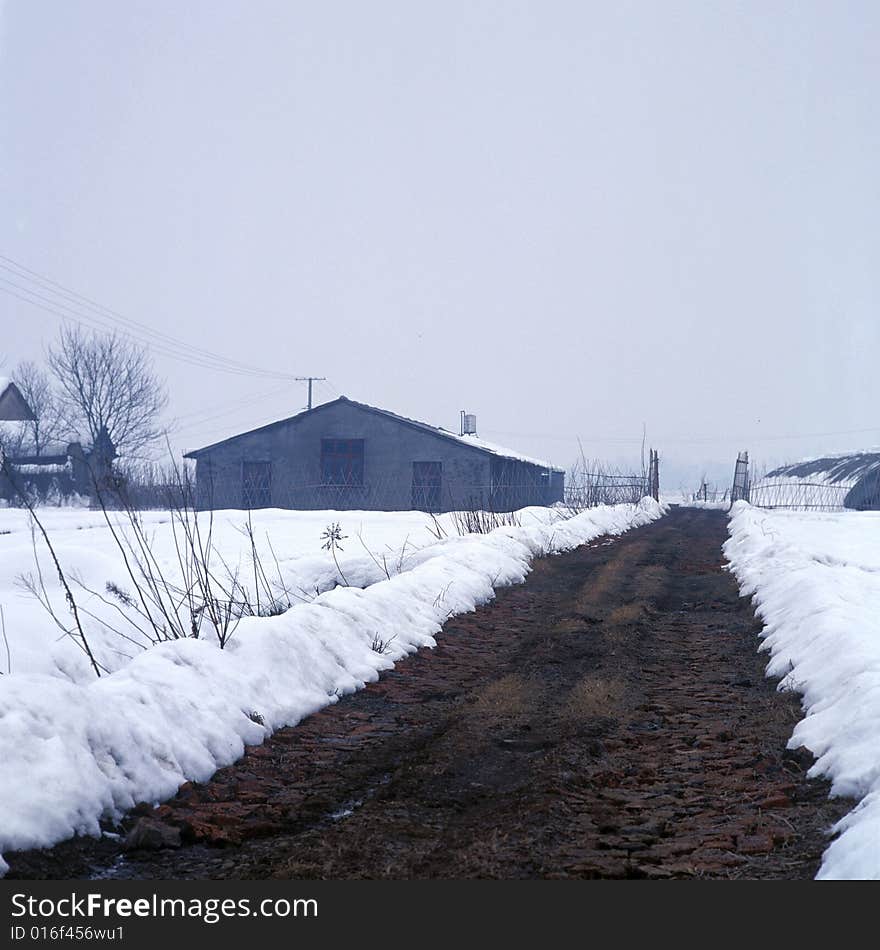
[92,466,302,647]
[0,604,11,674]
[452,506,521,535]
[112,460,187,510]
[2,452,105,676]
[14,454,299,662]
[425,512,448,540]
[370,633,396,655]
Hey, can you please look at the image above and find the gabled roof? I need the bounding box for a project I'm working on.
[0,377,36,422]
[184,396,563,472]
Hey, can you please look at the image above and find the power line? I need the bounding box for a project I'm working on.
[0,255,293,377]
[316,378,339,400]
[0,258,263,374]
[179,405,309,448]
[0,276,295,380]
[322,378,343,399]
[165,381,298,436]
[0,255,349,456]
[0,255,298,380]
[481,425,880,447]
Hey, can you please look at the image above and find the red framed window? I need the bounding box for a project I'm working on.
[321,439,364,486]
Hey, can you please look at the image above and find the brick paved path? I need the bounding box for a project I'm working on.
[6,508,849,879]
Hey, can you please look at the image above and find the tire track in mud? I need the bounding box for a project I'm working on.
[5,508,851,879]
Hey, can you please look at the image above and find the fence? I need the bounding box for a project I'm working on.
[747,479,851,511]
[132,469,566,514]
[4,451,662,515]
[564,473,649,510]
[724,450,880,512]
[692,483,730,503]
[564,449,659,510]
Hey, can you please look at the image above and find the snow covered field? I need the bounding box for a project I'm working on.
[725,503,880,879]
[0,499,664,872]
[0,506,477,679]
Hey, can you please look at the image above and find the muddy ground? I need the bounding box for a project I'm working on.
[5,507,850,879]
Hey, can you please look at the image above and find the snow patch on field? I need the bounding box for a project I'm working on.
[0,500,664,872]
[724,503,880,879]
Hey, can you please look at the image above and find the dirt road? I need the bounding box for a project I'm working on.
[5,507,849,879]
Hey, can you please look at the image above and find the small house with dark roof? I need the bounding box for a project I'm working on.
[184,397,564,512]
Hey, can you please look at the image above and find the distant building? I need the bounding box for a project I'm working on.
[1,377,97,502]
[184,396,565,512]
[0,377,35,422]
[755,453,880,511]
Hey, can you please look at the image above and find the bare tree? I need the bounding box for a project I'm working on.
[10,360,65,456]
[47,326,168,456]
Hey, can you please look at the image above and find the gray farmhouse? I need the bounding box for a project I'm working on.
[184,397,564,512]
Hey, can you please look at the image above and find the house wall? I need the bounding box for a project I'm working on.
[192,401,562,512]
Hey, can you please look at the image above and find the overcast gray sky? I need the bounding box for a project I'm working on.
[1,1,877,488]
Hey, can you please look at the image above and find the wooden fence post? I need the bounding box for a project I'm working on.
[731,451,750,504]
[648,449,660,502]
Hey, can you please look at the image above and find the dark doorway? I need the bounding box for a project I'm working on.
[242,461,271,508]
[412,461,442,511]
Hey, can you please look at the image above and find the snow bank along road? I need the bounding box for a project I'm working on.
[726,504,880,880]
[0,501,663,873]
[5,508,850,879]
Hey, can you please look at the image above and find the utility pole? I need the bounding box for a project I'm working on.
[295,377,327,410]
